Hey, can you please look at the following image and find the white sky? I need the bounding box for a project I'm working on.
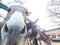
[0,0,59,30]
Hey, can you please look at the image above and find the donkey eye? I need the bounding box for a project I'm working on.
[21,26,25,34]
[25,12,28,14]
[4,24,8,32]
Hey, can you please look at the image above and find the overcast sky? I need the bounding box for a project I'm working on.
[0,0,58,30]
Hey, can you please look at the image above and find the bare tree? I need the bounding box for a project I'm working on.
[7,0,24,5]
[48,0,60,26]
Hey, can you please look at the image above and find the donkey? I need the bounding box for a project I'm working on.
[26,19,52,45]
[1,5,30,45]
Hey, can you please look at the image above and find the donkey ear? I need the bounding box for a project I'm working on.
[34,18,39,24]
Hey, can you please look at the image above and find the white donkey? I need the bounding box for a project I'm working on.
[1,5,30,45]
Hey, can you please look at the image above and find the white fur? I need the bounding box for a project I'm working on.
[6,11,25,30]
[28,29,32,34]
[36,33,40,39]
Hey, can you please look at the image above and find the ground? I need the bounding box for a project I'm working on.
[40,41,60,45]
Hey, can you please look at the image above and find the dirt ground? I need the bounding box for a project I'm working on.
[0,41,60,45]
[51,42,60,45]
[40,41,60,45]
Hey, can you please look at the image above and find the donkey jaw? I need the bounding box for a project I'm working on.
[3,37,25,45]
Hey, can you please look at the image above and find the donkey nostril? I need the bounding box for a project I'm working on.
[21,26,25,34]
[4,24,8,32]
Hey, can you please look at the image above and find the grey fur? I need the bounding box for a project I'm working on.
[1,5,28,45]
